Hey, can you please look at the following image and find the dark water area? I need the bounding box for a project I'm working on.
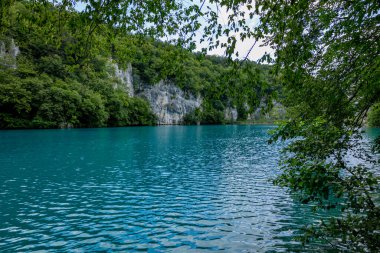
[1,125,370,252]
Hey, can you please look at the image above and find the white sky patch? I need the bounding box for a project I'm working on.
[207,38,273,61]
[74,2,86,11]
[190,1,274,61]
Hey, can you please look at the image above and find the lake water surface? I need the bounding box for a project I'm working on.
[2,125,373,252]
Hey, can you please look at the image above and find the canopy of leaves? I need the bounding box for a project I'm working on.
[251,0,380,251]
[368,103,380,128]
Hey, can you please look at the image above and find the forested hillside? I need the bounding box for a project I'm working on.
[0,0,278,129]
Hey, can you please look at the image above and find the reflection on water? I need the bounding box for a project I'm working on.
[0,125,342,252]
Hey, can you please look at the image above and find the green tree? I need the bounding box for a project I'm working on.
[34,81,82,128]
[78,88,108,127]
[0,79,32,128]
[368,103,380,127]
[246,0,380,251]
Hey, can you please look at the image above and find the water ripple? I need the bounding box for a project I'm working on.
[1,125,324,252]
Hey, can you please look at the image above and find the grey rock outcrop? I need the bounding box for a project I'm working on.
[248,100,286,121]
[110,62,241,124]
[224,107,238,122]
[9,39,20,59]
[0,41,6,58]
[137,80,202,124]
[0,39,20,69]
[112,62,134,97]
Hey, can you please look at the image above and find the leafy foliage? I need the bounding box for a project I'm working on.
[0,0,275,128]
[368,103,380,127]
[0,0,158,129]
[252,0,380,251]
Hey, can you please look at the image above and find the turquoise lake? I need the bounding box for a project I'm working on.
[2,125,377,252]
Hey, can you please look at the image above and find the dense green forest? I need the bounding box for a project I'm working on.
[368,103,380,127]
[0,0,276,129]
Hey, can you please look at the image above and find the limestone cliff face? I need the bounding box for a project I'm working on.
[137,80,202,125]
[111,62,240,125]
[224,107,238,122]
[248,100,286,121]
[0,39,20,69]
[112,63,134,97]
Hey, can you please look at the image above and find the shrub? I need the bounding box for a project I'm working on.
[368,103,380,127]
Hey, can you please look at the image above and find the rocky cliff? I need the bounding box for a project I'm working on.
[0,39,20,69]
[113,64,205,125]
[248,100,286,122]
[137,81,202,125]
[224,107,238,122]
[112,63,246,124]
[112,62,134,97]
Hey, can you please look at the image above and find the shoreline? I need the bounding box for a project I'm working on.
[0,122,279,131]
